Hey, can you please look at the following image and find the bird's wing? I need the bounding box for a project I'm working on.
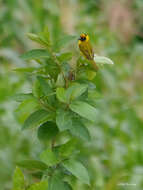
[79,42,94,60]
[88,42,94,59]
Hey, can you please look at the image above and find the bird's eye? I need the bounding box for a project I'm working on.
[81,37,86,41]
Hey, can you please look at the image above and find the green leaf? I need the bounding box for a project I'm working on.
[49,175,72,190]
[66,83,88,101]
[27,33,50,47]
[69,120,90,141]
[12,167,25,190]
[88,90,102,100]
[37,76,52,96]
[94,54,114,65]
[56,109,72,131]
[43,26,50,40]
[56,73,65,87]
[63,159,90,185]
[56,88,67,103]
[37,76,55,105]
[69,101,98,122]
[39,26,51,45]
[22,109,54,130]
[17,160,48,171]
[32,79,42,98]
[59,139,77,158]
[12,93,33,102]
[40,148,59,166]
[57,52,72,62]
[15,98,39,124]
[27,180,48,190]
[86,70,96,80]
[63,182,72,190]
[38,121,58,141]
[56,83,88,103]
[27,33,41,43]
[20,49,50,60]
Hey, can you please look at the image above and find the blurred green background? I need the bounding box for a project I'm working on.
[0,0,143,189]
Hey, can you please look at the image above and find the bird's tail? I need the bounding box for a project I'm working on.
[91,60,98,71]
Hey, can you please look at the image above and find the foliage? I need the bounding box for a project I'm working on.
[12,28,98,189]
[0,0,143,190]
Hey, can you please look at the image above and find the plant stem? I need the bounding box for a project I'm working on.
[46,46,68,88]
[51,138,56,149]
[39,99,55,111]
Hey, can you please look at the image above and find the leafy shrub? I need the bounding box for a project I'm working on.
[12,28,103,190]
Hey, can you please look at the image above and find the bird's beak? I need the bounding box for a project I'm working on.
[78,37,81,40]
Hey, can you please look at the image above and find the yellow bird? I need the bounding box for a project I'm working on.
[78,33,98,71]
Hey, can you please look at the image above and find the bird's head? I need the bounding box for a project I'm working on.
[78,33,89,42]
